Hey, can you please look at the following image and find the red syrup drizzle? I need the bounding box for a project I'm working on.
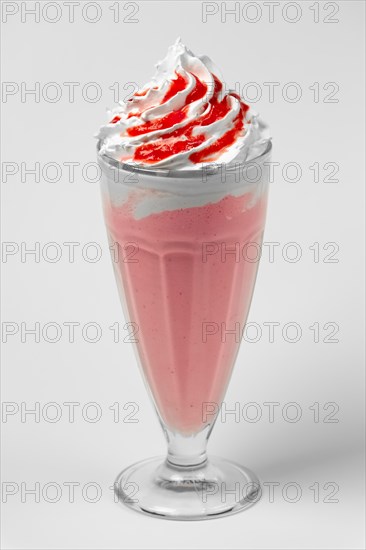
[189,93,250,164]
[132,75,214,163]
[162,72,187,102]
[189,112,242,163]
[126,76,187,123]
[134,133,206,163]
[126,72,249,165]
[127,73,207,138]
[185,74,209,104]
[127,71,187,122]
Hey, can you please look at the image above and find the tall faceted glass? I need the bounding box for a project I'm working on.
[97,141,271,520]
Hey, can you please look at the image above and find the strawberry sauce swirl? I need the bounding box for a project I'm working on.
[98,39,268,170]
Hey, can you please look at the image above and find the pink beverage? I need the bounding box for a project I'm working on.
[97,39,271,519]
[103,181,268,435]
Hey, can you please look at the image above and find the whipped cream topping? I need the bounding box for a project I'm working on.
[98,39,269,171]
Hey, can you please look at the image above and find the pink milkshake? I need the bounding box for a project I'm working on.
[104,188,267,434]
[97,39,271,519]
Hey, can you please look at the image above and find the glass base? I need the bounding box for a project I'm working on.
[114,455,261,520]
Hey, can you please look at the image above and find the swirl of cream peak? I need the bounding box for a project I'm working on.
[97,39,269,171]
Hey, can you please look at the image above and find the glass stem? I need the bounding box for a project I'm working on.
[165,427,211,468]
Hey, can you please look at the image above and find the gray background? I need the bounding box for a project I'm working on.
[1,1,365,548]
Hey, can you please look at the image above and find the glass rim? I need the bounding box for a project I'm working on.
[96,139,272,180]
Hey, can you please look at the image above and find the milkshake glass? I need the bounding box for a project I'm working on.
[97,140,271,519]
